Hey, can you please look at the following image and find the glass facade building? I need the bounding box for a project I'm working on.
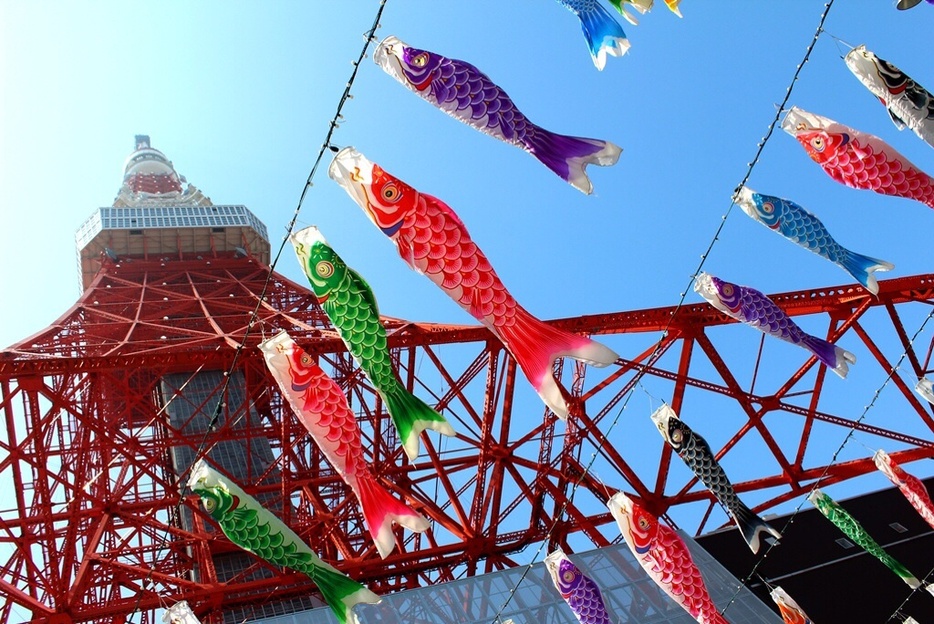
[251,537,781,624]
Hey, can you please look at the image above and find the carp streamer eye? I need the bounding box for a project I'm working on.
[562,570,576,582]
[638,516,650,530]
[300,354,313,366]
[412,53,428,68]
[316,261,335,279]
[810,136,825,152]
[721,283,734,297]
[203,497,216,512]
[671,428,683,444]
[761,202,774,215]
[381,183,401,203]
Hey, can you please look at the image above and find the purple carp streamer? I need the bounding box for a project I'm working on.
[846,45,934,149]
[374,35,621,194]
[695,272,856,378]
[259,331,429,558]
[874,450,934,530]
[545,548,616,624]
[555,0,630,70]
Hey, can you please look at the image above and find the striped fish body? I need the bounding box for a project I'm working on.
[874,450,934,530]
[782,106,934,209]
[651,405,780,553]
[545,549,615,624]
[695,272,855,378]
[188,461,380,624]
[608,493,727,624]
[373,36,620,194]
[291,226,454,459]
[259,331,430,558]
[659,415,743,513]
[555,0,630,69]
[846,45,934,149]
[809,488,921,589]
[735,186,892,294]
[292,229,395,387]
[328,148,618,419]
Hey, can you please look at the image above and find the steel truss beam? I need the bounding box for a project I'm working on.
[1,259,931,622]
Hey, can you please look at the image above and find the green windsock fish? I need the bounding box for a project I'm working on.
[291,226,455,460]
[808,488,934,595]
[187,460,380,624]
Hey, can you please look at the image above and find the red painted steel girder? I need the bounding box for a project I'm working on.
[1,258,932,622]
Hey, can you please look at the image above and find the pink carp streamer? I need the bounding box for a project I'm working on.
[782,106,934,210]
[260,331,429,558]
[874,449,934,530]
[329,147,619,419]
[608,492,727,624]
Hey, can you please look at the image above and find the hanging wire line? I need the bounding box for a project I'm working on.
[885,568,934,622]
[722,304,934,618]
[490,5,839,620]
[191,0,388,467]
[827,31,857,58]
[121,2,390,618]
[887,564,934,623]
[487,399,639,623]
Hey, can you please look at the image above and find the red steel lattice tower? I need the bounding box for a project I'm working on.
[1,138,933,623]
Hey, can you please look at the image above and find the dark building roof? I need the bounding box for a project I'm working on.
[697,477,934,623]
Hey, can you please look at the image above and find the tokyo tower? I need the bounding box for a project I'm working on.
[1,137,932,623]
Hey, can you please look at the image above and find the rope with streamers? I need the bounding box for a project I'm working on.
[489,3,839,621]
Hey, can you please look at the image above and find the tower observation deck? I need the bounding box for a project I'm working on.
[75,135,269,290]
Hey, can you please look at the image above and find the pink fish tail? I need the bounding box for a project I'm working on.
[525,123,621,194]
[799,335,856,379]
[354,470,430,559]
[497,309,618,419]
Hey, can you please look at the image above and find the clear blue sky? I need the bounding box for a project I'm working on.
[1,0,931,563]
